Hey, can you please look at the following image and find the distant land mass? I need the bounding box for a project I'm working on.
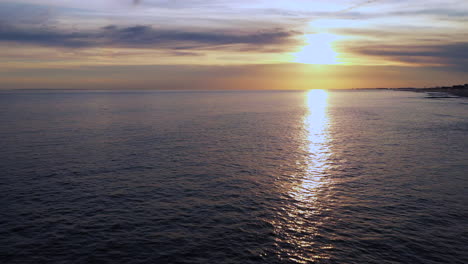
[390,84,468,98]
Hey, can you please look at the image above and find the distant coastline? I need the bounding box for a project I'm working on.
[390,84,468,98]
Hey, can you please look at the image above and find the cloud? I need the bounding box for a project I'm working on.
[388,9,468,18]
[0,24,300,53]
[0,24,92,48]
[0,2,55,26]
[346,42,468,70]
[101,25,298,50]
[335,0,380,14]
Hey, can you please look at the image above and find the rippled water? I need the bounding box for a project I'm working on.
[1,90,467,263]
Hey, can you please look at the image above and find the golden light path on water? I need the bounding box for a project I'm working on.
[275,90,333,263]
[296,89,331,201]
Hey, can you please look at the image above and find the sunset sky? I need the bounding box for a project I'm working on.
[1,0,467,89]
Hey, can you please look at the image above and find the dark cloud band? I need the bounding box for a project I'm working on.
[0,24,300,53]
[347,42,468,69]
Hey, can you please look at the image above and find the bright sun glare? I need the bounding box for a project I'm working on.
[294,33,340,65]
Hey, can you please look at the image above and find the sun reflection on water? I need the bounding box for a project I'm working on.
[274,89,334,262]
[292,89,331,202]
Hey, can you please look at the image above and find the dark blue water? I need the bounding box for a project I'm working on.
[1,90,467,263]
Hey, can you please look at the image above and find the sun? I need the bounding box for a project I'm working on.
[294,33,340,65]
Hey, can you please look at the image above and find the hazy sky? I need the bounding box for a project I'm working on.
[1,0,467,89]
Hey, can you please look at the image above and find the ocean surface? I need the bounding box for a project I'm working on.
[1,89,467,264]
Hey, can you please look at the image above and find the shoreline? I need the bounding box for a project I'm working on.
[391,84,468,98]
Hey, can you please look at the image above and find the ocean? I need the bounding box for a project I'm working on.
[1,89,467,263]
